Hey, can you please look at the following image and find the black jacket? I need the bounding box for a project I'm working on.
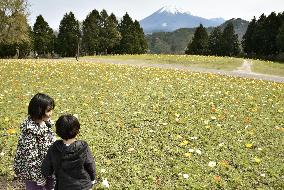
[41,140,96,190]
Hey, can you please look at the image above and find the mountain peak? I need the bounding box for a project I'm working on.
[158,5,191,15]
[140,6,225,33]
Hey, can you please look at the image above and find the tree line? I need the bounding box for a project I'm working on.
[242,12,284,61]
[0,0,147,58]
[185,23,240,56]
[186,11,284,62]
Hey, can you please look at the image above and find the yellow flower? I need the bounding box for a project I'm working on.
[253,157,261,163]
[219,160,229,168]
[245,143,253,148]
[179,140,189,146]
[105,160,112,165]
[176,135,183,139]
[7,128,16,135]
[184,153,192,157]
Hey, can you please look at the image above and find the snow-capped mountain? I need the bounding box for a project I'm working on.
[140,5,225,33]
[157,5,191,15]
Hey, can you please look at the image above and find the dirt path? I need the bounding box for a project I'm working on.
[76,58,284,83]
[235,59,252,73]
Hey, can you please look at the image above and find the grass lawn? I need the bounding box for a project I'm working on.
[85,54,244,71]
[251,59,284,77]
[0,59,283,189]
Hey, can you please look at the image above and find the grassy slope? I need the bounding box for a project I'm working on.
[86,54,244,71]
[251,59,284,77]
[0,59,283,189]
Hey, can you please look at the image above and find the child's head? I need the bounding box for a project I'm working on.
[56,114,80,140]
[28,93,55,121]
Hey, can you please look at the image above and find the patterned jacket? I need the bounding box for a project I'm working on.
[14,116,55,185]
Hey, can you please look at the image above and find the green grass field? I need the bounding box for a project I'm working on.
[251,59,284,77]
[0,58,283,189]
[86,54,244,71]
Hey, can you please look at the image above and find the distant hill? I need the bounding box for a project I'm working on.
[140,5,225,34]
[219,18,249,41]
[146,18,249,54]
[146,28,214,54]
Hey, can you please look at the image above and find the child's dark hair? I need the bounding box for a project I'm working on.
[28,93,55,120]
[56,114,80,140]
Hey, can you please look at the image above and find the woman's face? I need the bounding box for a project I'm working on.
[42,109,53,121]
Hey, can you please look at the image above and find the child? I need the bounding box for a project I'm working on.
[14,93,56,190]
[41,114,96,190]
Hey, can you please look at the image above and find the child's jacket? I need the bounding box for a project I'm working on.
[41,140,96,190]
[14,116,55,185]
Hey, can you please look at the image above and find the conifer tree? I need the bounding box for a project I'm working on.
[56,12,80,57]
[262,12,282,55]
[132,20,148,54]
[82,9,100,55]
[185,24,208,55]
[242,17,256,55]
[97,9,109,54]
[220,23,240,56]
[208,27,222,55]
[105,13,121,54]
[276,24,284,53]
[33,15,55,56]
[251,14,267,55]
[117,12,135,54]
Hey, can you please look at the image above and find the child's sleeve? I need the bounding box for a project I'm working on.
[41,147,54,177]
[84,145,96,182]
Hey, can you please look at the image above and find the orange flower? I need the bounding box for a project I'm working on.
[213,175,221,182]
[244,117,251,124]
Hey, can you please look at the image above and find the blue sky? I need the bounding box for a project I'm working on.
[27,0,284,30]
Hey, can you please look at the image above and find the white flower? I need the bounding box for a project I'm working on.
[188,149,195,153]
[190,136,198,140]
[183,174,189,179]
[260,173,266,177]
[208,161,217,167]
[101,169,106,173]
[218,142,225,147]
[0,152,5,156]
[195,149,202,155]
[102,178,109,188]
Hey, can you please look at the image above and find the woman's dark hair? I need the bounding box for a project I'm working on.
[28,93,55,120]
[56,114,80,140]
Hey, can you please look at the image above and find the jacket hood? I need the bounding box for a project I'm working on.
[53,140,88,169]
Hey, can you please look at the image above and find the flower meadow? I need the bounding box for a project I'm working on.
[0,58,283,189]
